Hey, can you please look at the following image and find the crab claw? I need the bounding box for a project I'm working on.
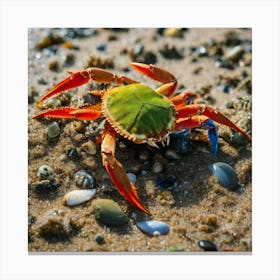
[36,71,91,108]
[131,62,177,97]
[177,104,251,141]
[33,107,102,121]
[101,129,151,215]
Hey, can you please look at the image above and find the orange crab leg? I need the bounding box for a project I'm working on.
[176,104,251,140]
[101,128,151,215]
[36,68,137,108]
[170,91,199,107]
[33,107,102,121]
[130,62,177,97]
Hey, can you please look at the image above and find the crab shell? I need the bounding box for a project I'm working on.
[102,84,176,146]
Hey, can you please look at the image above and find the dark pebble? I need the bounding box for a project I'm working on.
[156,176,179,192]
[97,44,107,51]
[198,240,218,251]
[66,146,79,159]
[169,133,193,155]
[159,44,184,59]
[94,234,105,245]
[143,51,157,64]
[215,58,234,70]
[33,179,60,193]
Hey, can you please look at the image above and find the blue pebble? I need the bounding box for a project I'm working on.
[97,44,107,51]
[208,162,241,191]
[136,220,170,236]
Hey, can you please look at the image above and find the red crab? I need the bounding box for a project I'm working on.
[33,62,251,215]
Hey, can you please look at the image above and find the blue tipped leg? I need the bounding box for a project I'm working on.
[203,119,218,156]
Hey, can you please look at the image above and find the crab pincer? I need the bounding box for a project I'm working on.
[101,129,151,215]
[131,62,177,97]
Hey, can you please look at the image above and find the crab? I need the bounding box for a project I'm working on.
[33,62,251,215]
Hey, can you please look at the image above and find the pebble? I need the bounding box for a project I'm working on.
[37,165,54,180]
[47,121,60,138]
[82,140,97,155]
[94,234,105,245]
[209,162,241,191]
[152,161,163,173]
[63,189,97,206]
[127,173,136,184]
[91,199,128,226]
[136,220,170,236]
[65,145,79,159]
[74,170,95,189]
[97,44,107,51]
[169,133,193,155]
[163,28,182,37]
[224,45,244,63]
[198,240,218,251]
[159,44,184,59]
[165,149,181,160]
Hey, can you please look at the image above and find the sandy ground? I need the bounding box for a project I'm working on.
[28,28,252,252]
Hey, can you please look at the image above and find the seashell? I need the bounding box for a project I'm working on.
[208,162,241,191]
[47,121,60,138]
[74,170,95,189]
[91,199,128,226]
[63,189,96,206]
[198,240,218,251]
[136,220,170,236]
[37,165,54,180]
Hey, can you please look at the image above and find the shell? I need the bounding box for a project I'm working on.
[37,165,54,180]
[136,220,170,236]
[208,162,241,191]
[74,170,95,189]
[63,189,96,206]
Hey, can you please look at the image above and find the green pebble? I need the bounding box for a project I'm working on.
[47,121,60,138]
[91,199,128,226]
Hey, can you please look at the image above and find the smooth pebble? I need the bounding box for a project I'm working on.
[91,199,128,226]
[136,220,170,236]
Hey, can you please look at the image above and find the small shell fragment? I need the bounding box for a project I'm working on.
[63,189,96,206]
[136,220,170,236]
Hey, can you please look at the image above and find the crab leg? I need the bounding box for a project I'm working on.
[176,116,219,155]
[176,104,251,140]
[170,91,199,107]
[33,106,102,121]
[36,68,138,108]
[131,62,177,97]
[101,128,151,215]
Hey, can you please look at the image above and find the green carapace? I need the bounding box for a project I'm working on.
[103,84,176,144]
